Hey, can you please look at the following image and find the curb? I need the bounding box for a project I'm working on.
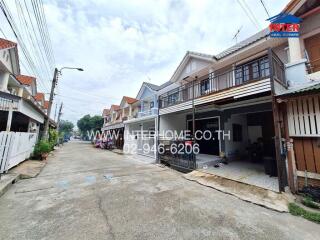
[0,173,20,198]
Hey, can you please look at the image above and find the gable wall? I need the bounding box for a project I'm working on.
[178,58,211,82]
[0,49,13,73]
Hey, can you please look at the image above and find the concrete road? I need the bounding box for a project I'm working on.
[0,141,319,240]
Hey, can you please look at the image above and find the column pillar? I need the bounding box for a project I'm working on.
[285,38,307,87]
[209,68,214,92]
[232,64,236,87]
[18,87,23,97]
[6,100,13,132]
[0,72,10,92]
[288,38,302,63]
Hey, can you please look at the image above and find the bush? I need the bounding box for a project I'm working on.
[289,203,320,224]
[48,129,58,150]
[302,196,320,209]
[34,140,51,158]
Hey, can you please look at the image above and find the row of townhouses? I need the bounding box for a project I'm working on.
[101,0,320,193]
[0,38,55,173]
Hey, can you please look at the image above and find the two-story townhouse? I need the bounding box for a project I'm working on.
[101,103,127,150]
[0,38,48,134]
[0,38,57,173]
[157,0,320,193]
[122,81,179,158]
[158,31,290,192]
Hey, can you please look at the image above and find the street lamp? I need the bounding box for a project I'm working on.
[42,66,84,140]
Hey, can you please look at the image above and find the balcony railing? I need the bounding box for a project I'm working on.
[138,108,158,118]
[159,52,286,109]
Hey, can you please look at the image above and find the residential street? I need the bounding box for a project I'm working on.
[0,141,319,240]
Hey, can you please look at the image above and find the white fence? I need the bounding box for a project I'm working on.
[287,94,320,137]
[0,132,37,173]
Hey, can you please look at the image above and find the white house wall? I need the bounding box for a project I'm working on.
[18,99,44,123]
[159,112,188,133]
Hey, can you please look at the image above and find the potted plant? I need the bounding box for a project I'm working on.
[34,140,51,160]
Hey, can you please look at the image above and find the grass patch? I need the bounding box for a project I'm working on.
[302,196,320,209]
[289,203,320,224]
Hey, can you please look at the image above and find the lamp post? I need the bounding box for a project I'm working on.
[42,67,83,140]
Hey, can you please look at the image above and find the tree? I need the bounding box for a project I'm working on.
[77,115,103,138]
[59,120,74,136]
[90,115,104,132]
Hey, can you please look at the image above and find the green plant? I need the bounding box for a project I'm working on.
[289,203,320,224]
[48,129,58,150]
[34,140,51,158]
[302,196,320,209]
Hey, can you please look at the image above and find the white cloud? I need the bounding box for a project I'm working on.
[22,0,291,123]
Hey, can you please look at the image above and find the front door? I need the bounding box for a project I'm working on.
[305,33,320,73]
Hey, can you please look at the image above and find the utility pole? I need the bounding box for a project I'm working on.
[54,103,58,122]
[43,68,59,140]
[56,102,63,133]
[56,103,63,145]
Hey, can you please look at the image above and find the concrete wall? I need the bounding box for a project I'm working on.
[159,112,188,134]
[273,43,289,64]
[19,99,44,124]
[224,114,249,159]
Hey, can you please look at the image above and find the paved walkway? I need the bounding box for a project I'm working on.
[0,141,319,240]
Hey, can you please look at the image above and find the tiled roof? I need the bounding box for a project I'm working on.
[16,75,36,85]
[34,92,44,101]
[0,38,17,50]
[143,80,173,91]
[188,51,215,59]
[215,28,269,59]
[111,104,120,111]
[123,96,138,104]
[44,101,49,109]
[144,82,160,91]
[158,81,172,90]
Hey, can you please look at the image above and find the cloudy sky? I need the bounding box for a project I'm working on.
[1,0,290,124]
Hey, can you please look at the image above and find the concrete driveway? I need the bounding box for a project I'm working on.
[0,141,319,240]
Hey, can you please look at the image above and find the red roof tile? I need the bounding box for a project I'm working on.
[34,93,45,101]
[123,96,138,104]
[0,38,17,50]
[44,101,49,109]
[110,104,120,111]
[16,75,36,86]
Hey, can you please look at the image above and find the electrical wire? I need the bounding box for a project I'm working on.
[15,0,51,90]
[0,0,56,93]
[236,0,260,30]
[260,0,270,18]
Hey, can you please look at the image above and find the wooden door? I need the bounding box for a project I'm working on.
[305,33,320,73]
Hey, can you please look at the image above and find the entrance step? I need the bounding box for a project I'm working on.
[196,155,222,169]
[184,170,294,212]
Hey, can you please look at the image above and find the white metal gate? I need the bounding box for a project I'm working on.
[0,132,37,173]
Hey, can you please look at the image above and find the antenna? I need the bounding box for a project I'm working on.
[232,26,243,43]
